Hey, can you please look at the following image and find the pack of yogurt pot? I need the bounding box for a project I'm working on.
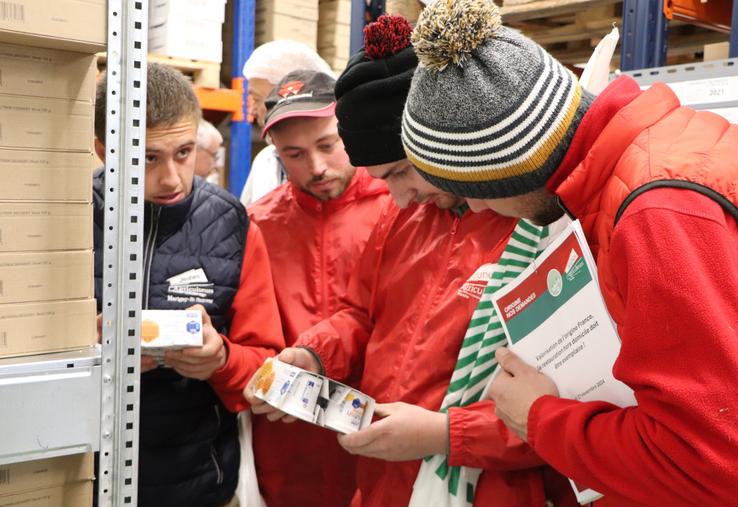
[252,357,375,434]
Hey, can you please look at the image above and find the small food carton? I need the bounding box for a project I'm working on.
[252,357,375,434]
[140,309,203,357]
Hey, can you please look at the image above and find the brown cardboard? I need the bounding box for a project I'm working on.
[0,454,93,496]
[0,298,95,359]
[0,0,105,54]
[0,95,93,152]
[318,0,352,25]
[0,480,92,507]
[0,250,93,304]
[0,42,96,102]
[0,202,92,252]
[256,0,319,23]
[255,14,317,49]
[0,150,93,202]
[317,22,350,51]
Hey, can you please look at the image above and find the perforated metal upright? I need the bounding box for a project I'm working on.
[97,0,148,505]
[0,2,147,505]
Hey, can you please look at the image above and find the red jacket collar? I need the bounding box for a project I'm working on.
[290,167,387,213]
[550,76,681,218]
[547,76,643,193]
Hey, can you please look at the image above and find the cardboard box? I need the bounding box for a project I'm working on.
[149,16,223,63]
[150,0,228,25]
[319,46,351,62]
[0,95,93,152]
[141,309,203,355]
[384,0,423,23]
[0,250,93,304]
[256,0,319,23]
[255,14,317,49]
[318,22,350,51]
[0,202,92,252]
[0,480,92,507]
[318,0,352,25]
[0,0,105,54]
[0,454,93,496]
[0,298,95,358]
[0,42,96,102]
[0,150,93,202]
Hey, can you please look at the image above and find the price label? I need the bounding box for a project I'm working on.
[668,76,738,107]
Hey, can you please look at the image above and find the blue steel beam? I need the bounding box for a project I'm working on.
[350,0,366,55]
[228,0,254,197]
[620,0,668,71]
[730,0,738,58]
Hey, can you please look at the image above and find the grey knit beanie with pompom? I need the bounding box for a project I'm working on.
[401,0,593,199]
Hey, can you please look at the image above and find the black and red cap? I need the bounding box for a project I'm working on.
[261,70,337,138]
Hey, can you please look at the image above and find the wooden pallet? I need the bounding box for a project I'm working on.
[96,53,221,88]
[502,0,730,69]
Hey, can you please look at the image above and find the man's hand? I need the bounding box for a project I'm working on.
[337,402,448,461]
[488,348,558,441]
[244,347,321,423]
[164,304,226,380]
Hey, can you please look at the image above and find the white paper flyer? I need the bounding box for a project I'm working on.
[492,220,636,504]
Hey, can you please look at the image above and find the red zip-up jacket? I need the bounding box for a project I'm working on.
[296,202,575,506]
[248,168,390,507]
[528,77,738,506]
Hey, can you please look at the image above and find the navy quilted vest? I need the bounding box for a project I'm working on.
[93,169,247,507]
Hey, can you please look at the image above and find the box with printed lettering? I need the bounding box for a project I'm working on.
[141,309,203,356]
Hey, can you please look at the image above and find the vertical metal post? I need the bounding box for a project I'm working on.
[98,0,147,505]
[730,0,738,58]
[620,0,669,71]
[350,0,366,55]
[228,0,254,197]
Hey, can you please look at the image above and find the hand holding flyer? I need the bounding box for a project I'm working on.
[492,220,636,503]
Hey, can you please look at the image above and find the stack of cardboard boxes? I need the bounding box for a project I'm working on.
[149,0,227,63]
[0,454,95,506]
[318,0,352,73]
[0,1,103,501]
[255,0,319,49]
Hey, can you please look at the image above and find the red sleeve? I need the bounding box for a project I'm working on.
[294,207,395,381]
[527,189,738,506]
[209,221,285,412]
[448,400,543,470]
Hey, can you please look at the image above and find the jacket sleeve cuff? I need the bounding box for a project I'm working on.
[294,335,334,378]
[209,334,247,389]
[447,406,471,467]
[527,394,556,451]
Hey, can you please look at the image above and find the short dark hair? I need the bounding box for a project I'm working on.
[94,62,201,143]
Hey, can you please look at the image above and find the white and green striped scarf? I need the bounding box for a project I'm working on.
[409,220,550,507]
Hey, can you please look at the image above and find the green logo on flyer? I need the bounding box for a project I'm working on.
[547,269,563,297]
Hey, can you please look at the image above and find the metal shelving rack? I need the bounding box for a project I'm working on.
[0,1,145,505]
[620,0,738,71]
[619,1,738,123]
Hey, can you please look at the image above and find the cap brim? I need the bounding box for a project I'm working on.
[261,102,337,138]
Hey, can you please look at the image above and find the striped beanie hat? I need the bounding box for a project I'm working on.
[401,0,591,199]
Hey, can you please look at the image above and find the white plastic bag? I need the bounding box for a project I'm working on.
[579,26,620,95]
[236,411,268,507]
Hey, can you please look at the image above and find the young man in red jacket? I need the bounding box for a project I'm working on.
[401,1,738,506]
[248,16,576,507]
[247,70,391,507]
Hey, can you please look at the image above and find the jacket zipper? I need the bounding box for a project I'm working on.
[389,215,460,402]
[209,405,224,485]
[142,204,161,309]
[320,209,328,318]
[556,195,576,220]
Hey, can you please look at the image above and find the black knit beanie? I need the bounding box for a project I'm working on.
[334,15,418,167]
